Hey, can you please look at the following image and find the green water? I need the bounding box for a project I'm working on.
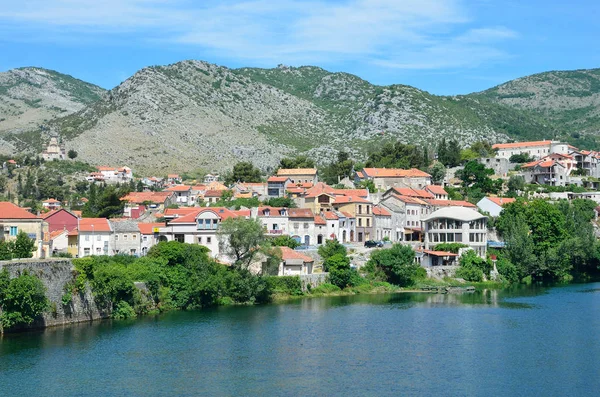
[2,283,600,396]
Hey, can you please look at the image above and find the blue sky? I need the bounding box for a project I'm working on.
[0,0,598,95]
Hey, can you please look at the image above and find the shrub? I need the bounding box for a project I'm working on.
[318,240,347,263]
[267,276,303,296]
[364,244,420,287]
[112,301,136,319]
[311,283,341,294]
[0,270,49,329]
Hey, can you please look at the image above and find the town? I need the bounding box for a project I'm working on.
[3,137,600,280]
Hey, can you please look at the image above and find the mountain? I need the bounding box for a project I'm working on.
[2,61,599,174]
[0,67,106,154]
[470,68,600,147]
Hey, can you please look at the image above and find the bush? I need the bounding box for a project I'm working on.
[112,301,136,319]
[270,235,300,249]
[455,251,487,282]
[311,283,341,294]
[363,244,420,287]
[318,240,347,263]
[0,270,49,329]
[267,276,303,296]
[326,253,358,289]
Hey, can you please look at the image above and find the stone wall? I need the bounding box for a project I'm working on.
[425,265,458,280]
[300,273,328,291]
[0,258,108,332]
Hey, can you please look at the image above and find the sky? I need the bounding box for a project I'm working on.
[0,0,599,95]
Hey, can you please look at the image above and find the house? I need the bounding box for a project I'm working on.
[167,174,181,185]
[424,185,448,201]
[358,168,432,191]
[332,195,373,243]
[138,223,164,256]
[93,166,133,184]
[48,229,69,256]
[415,249,458,267]
[521,153,576,186]
[478,157,510,176]
[277,247,314,276]
[41,136,66,161]
[165,185,193,205]
[287,208,316,246]
[252,206,289,237]
[276,168,318,184]
[492,140,570,160]
[0,202,49,258]
[570,149,600,178]
[77,218,112,257]
[110,220,141,256]
[121,191,176,218]
[40,208,79,233]
[42,198,62,210]
[203,173,220,183]
[142,176,164,188]
[422,207,488,258]
[477,197,516,217]
[202,190,224,204]
[373,206,392,241]
[267,176,292,198]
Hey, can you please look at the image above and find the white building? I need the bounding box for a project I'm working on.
[277,247,314,276]
[477,197,516,217]
[252,206,289,237]
[422,207,488,258]
[77,218,112,257]
[492,140,569,160]
[138,223,164,256]
[93,166,133,184]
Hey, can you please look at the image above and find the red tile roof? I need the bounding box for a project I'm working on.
[277,168,317,176]
[49,229,68,240]
[169,208,240,224]
[422,250,458,257]
[373,207,392,216]
[332,188,369,197]
[323,211,339,220]
[341,211,355,218]
[486,197,516,206]
[279,246,314,262]
[288,208,314,218]
[122,191,174,204]
[362,168,431,178]
[492,140,552,150]
[43,198,61,204]
[164,208,201,217]
[390,194,428,205]
[203,190,224,197]
[314,215,326,225]
[0,202,37,219]
[333,196,371,204]
[79,218,111,232]
[165,185,192,192]
[138,222,165,234]
[267,176,290,183]
[425,185,448,195]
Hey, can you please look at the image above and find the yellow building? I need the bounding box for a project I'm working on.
[332,196,373,242]
[0,202,49,258]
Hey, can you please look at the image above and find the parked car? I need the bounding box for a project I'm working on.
[364,240,383,248]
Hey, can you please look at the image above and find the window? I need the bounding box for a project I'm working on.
[207,237,212,244]
[96,247,101,255]
[132,234,137,240]
[212,219,218,229]
[123,234,128,240]
[198,237,203,244]
[358,218,363,227]
[84,248,90,256]
[115,235,119,241]
[303,223,309,229]
[366,218,370,227]
[9,226,17,236]
[143,236,148,241]
[85,235,90,242]
[97,235,101,241]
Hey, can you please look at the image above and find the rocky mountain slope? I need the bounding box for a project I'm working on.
[2,61,599,174]
[0,67,105,154]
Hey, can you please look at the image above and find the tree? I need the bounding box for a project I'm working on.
[456,161,502,196]
[509,153,532,163]
[455,251,485,282]
[0,175,6,193]
[0,240,13,260]
[445,140,462,167]
[67,150,78,159]
[271,235,300,249]
[364,244,420,286]
[320,151,355,185]
[357,179,376,193]
[265,197,296,208]
[470,141,496,158]
[0,271,49,329]
[12,231,36,258]
[428,162,446,184]
[225,162,262,185]
[366,142,427,169]
[325,253,356,289]
[278,156,315,170]
[217,217,265,269]
[318,239,347,263]
[507,175,525,195]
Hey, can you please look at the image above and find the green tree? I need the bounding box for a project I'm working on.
[0,271,49,329]
[470,141,496,157]
[217,217,265,269]
[278,156,315,170]
[325,253,356,289]
[265,197,297,208]
[12,231,36,259]
[428,162,446,184]
[507,175,525,195]
[271,235,300,249]
[225,162,262,185]
[320,151,355,185]
[456,160,502,197]
[357,179,376,193]
[0,240,13,260]
[366,142,427,169]
[318,239,347,263]
[67,149,78,159]
[364,244,420,286]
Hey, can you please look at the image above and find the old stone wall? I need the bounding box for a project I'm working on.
[300,273,328,291]
[0,258,108,332]
[426,265,458,280]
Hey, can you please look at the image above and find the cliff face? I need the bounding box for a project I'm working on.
[0,259,107,332]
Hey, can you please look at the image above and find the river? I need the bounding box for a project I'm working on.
[2,283,600,396]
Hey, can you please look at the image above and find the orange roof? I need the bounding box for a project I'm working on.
[43,198,61,204]
[425,185,448,195]
[204,189,224,197]
[425,199,476,208]
[362,168,431,178]
[164,207,202,217]
[40,209,59,219]
[492,140,552,150]
[232,209,251,217]
[486,197,516,206]
[373,207,391,216]
[191,184,208,191]
[138,222,165,234]
[49,229,68,240]
[165,185,191,192]
[390,187,434,199]
[314,215,326,225]
[169,208,240,224]
[122,191,173,204]
[72,210,82,218]
[288,208,314,218]
[96,166,116,171]
[68,229,79,236]
[323,211,339,220]
[277,168,317,176]
[268,176,290,183]
[422,250,458,257]
[79,218,111,232]
[341,211,355,218]
[7,159,16,164]
[0,202,37,219]
[286,187,305,194]
[279,246,314,262]
[390,194,428,205]
[40,208,78,220]
[295,182,314,188]
[167,174,179,178]
[332,188,369,197]
[334,196,371,204]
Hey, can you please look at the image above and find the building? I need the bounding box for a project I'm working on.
[425,185,449,200]
[121,191,176,218]
[110,220,141,256]
[165,185,193,205]
[42,198,62,210]
[276,168,318,184]
[267,176,292,198]
[357,168,432,190]
[0,202,49,258]
[477,196,516,217]
[287,208,316,246]
[167,174,181,185]
[373,206,392,241]
[422,207,488,258]
[202,190,224,204]
[277,247,314,276]
[41,136,66,161]
[92,166,133,184]
[415,249,458,267]
[478,157,510,176]
[48,229,69,256]
[138,223,164,256]
[570,149,600,178]
[203,174,220,183]
[492,140,569,160]
[252,206,289,237]
[332,196,373,242]
[521,153,576,186]
[40,208,79,233]
[77,218,112,257]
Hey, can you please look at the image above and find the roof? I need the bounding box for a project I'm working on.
[169,208,240,224]
[390,187,434,199]
[165,185,191,192]
[138,222,165,234]
[43,198,61,204]
[485,197,516,206]
[121,191,174,204]
[164,207,201,217]
[279,246,314,262]
[332,188,369,197]
[288,208,314,218]
[323,211,339,220]
[167,174,180,178]
[425,185,448,195]
[96,166,116,171]
[314,215,326,225]
[72,210,82,218]
[257,206,287,216]
[0,202,37,219]
[109,219,140,232]
[422,207,486,222]
[267,176,290,183]
[389,194,428,205]
[277,168,318,176]
[492,140,552,150]
[341,211,355,218]
[40,208,78,220]
[203,190,224,197]
[361,168,431,178]
[422,250,458,257]
[333,196,371,204]
[373,207,392,216]
[78,218,111,232]
[67,229,79,236]
[49,229,68,240]
[425,199,476,208]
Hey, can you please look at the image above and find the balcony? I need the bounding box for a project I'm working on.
[267,230,284,235]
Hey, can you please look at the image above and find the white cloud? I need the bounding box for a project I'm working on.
[0,0,517,69]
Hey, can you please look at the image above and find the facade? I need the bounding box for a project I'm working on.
[0,202,49,258]
[267,177,292,198]
[422,207,488,258]
[42,198,62,210]
[203,190,224,204]
[41,136,66,161]
[477,197,516,217]
[110,220,141,256]
[41,208,79,233]
[492,140,569,160]
[77,218,112,257]
[276,168,318,184]
[332,196,373,243]
[478,157,510,176]
[138,223,164,256]
[415,249,458,267]
[203,174,220,183]
[252,206,289,237]
[358,168,432,190]
[288,208,316,246]
[165,185,193,205]
[49,229,69,255]
[93,166,133,184]
[522,153,576,186]
[570,150,600,178]
[277,247,314,276]
[373,206,392,241]
[121,191,176,218]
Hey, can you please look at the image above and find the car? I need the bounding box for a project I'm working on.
[364,240,383,248]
